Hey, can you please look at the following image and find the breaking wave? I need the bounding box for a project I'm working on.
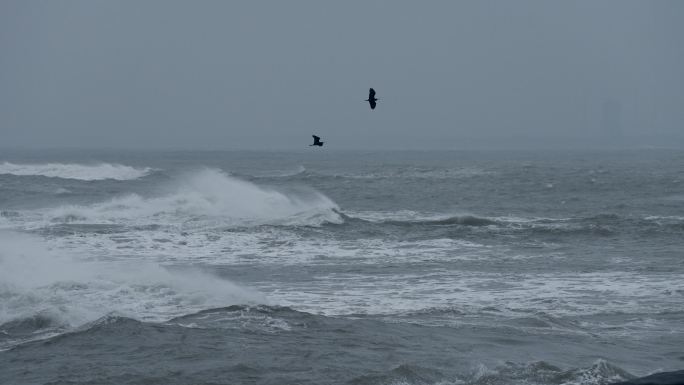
[0,162,153,180]
[40,168,342,228]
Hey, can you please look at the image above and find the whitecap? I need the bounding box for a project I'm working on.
[0,162,153,180]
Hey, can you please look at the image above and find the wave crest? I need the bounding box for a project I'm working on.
[342,211,498,227]
[0,162,153,180]
[42,168,342,227]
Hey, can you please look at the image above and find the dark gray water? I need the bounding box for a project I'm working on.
[0,149,683,385]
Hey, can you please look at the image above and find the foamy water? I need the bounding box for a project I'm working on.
[1,150,683,384]
[0,162,153,180]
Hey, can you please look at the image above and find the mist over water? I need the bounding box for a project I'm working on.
[1,149,683,384]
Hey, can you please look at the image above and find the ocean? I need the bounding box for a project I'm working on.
[0,149,682,385]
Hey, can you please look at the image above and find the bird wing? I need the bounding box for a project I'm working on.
[312,135,320,141]
[369,88,375,98]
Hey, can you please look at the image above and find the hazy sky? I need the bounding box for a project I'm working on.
[1,1,682,149]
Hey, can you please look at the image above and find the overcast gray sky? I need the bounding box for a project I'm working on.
[1,0,682,149]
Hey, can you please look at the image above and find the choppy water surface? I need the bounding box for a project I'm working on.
[0,149,682,385]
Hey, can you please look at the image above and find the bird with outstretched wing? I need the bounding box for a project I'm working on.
[366,88,378,110]
[310,135,324,146]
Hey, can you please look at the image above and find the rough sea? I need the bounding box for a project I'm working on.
[0,149,682,385]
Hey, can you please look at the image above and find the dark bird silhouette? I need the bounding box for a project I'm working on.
[366,88,378,110]
[310,135,324,147]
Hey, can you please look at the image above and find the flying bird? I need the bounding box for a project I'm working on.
[366,88,378,110]
[310,135,324,147]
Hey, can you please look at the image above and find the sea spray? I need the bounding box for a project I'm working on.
[0,231,265,334]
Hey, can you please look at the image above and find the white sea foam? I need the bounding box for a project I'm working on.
[0,162,153,180]
[0,231,265,331]
[345,210,494,223]
[345,210,565,225]
[25,222,491,270]
[644,215,684,222]
[260,269,684,325]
